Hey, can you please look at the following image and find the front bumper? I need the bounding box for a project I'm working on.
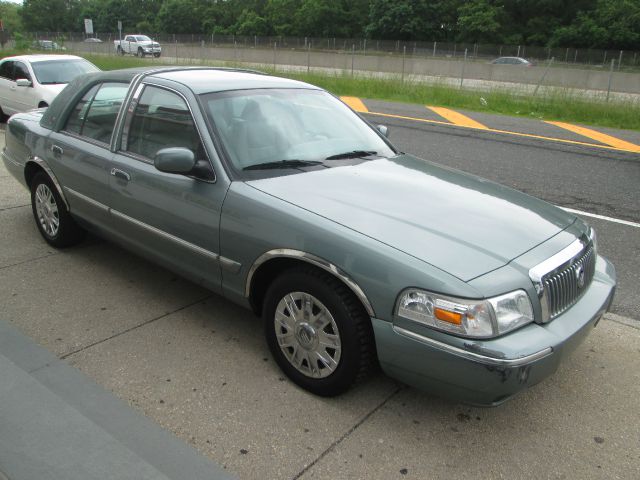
[372,255,616,406]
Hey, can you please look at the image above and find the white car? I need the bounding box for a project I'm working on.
[0,55,99,117]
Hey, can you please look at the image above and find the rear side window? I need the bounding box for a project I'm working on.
[64,82,128,145]
[0,61,14,80]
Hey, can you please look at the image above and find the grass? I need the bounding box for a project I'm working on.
[4,49,640,131]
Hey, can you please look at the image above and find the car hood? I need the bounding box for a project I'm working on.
[39,83,67,95]
[247,155,576,281]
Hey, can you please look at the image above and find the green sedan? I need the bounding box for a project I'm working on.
[2,67,616,405]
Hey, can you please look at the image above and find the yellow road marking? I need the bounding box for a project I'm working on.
[545,121,640,153]
[427,106,489,129]
[363,111,639,154]
[340,96,369,113]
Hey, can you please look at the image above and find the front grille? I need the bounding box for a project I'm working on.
[542,244,596,319]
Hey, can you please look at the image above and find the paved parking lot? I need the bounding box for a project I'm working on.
[1,125,639,479]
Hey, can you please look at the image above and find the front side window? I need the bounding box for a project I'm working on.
[124,85,205,161]
[135,36,151,42]
[64,82,128,144]
[123,85,213,180]
[13,62,31,82]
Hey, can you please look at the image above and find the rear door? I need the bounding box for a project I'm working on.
[108,83,225,291]
[46,82,129,230]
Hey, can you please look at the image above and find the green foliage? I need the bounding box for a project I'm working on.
[265,0,300,36]
[550,0,640,49]
[456,0,503,43]
[232,9,270,36]
[20,0,82,32]
[0,1,22,32]
[11,0,640,50]
[12,32,31,50]
[157,0,202,34]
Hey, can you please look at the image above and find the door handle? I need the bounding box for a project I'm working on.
[110,168,131,181]
[51,145,63,156]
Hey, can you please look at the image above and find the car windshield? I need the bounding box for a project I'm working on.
[31,59,98,85]
[201,88,395,172]
[136,36,151,42]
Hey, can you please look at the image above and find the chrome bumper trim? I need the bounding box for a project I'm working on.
[392,326,553,367]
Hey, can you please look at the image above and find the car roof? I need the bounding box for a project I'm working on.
[40,67,317,131]
[1,54,86,63]
[150,68,318,94]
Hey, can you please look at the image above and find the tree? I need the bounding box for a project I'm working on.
[231,9,270,36]
[265,0,301,36]
[20,0,82,32]
[156,0,202,34]
[293,0,351,37]
[456,0,503,43]
[550,0,639,49]
[0,1,22,33]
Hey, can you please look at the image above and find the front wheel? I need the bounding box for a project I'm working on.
[263,266,375,396]
[30,172,85,248]
[154,53,161,58]
[137,48,145,58]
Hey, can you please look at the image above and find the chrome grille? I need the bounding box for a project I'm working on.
[542,244,596,319]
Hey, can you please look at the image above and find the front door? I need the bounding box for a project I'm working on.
[12,61,36,111]
[109,83,225,291]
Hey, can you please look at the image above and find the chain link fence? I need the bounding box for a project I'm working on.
[24,31,640,71]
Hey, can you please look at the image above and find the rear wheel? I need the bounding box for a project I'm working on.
[263,266,375,396]
[30,172,85,248]
[117,46,124,56]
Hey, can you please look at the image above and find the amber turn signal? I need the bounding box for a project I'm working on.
[434,308,462,325]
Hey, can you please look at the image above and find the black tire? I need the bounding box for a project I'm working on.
[117,46,124,56]
[154,53,161,58]
[0,105,8,122]
[30,172,85,248]
[263,266,376,396]
[137,48,145,58]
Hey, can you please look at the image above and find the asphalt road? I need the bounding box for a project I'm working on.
[360,103,640,321]
[1,106,639,480]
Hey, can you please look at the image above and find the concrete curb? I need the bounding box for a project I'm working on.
[0,319,234,480]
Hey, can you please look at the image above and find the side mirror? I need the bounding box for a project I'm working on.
[376,125,389,138]
[16,79,32,87]
[154,147,196,174]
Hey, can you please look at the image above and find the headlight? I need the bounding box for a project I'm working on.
[395,288,534,338]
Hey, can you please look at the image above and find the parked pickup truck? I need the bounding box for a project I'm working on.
[114,35,161,57]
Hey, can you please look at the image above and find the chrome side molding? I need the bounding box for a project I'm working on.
[245,248,376,318]
[26,156,69,210]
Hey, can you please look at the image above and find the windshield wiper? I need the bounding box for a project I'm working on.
[324,150,378,160]
[243,159,323,171]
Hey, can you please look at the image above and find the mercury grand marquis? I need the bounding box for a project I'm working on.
[2,67,616,405]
